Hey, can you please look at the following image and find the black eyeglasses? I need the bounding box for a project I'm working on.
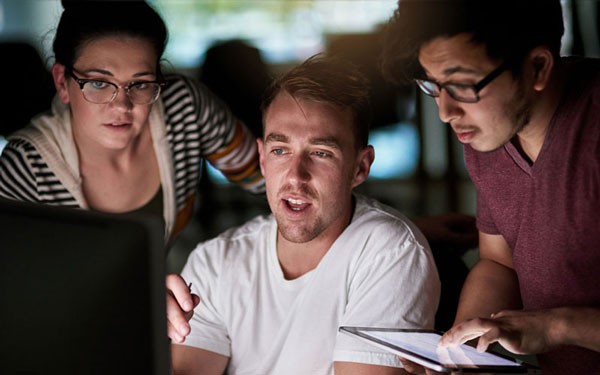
[415,62,509,103]
[67,68,164,105]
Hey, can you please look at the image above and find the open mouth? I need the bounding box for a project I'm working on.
[284,197,310,212]
[455,131,475,143]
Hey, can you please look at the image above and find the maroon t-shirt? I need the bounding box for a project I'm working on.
[464,58,600,374]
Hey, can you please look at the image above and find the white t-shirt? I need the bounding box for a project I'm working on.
[179,194,440,374]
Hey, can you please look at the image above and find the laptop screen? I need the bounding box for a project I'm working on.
[0,198,170,375]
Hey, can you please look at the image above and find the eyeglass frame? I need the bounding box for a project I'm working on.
[66,67,165,105]
[415,61,509,103]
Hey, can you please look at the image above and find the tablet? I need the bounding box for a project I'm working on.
[340,326,535,373]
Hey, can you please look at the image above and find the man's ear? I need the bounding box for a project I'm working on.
[51,63,70,104]
[257,138,266,177]
[526,47,554,92]
[351,145,375,188]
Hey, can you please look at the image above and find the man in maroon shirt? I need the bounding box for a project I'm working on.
[381,1,600,374]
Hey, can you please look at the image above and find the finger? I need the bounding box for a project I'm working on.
[477,326,501,352]
[439,319,490,346]
[166,293,192,337]
[167,320,185,343]
[444,331,483,347]
[166,274,195,312]
[490,309,519,319]
[192,293,201,309]
[440,328,469,347]
[398,357,427,374]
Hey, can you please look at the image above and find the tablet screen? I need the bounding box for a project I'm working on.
[340,327,529,373]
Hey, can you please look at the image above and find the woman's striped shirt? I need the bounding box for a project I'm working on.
[0,74,264,239]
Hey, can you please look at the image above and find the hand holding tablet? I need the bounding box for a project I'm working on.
[339,327,539,373]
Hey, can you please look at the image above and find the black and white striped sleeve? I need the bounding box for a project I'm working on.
[0,139,40,202]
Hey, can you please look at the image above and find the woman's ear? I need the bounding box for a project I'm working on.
[526,47,554,92]
[51,63,70,103]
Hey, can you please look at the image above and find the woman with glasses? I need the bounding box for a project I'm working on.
[0,1,264,245]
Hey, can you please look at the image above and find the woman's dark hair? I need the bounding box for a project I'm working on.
[380,0,564,85]
[54,0,168,75]
[261,53,372,149]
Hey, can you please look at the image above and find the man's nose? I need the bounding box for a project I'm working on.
[287,153,311,183]
[436,90,463,124]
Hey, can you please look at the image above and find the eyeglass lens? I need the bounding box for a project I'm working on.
[416,80,478,102]
[81,81,161,104]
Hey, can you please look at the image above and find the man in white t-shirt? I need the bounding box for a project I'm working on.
[166,54,440,375]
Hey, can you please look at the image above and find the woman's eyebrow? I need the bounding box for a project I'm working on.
[76,68,155,78]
